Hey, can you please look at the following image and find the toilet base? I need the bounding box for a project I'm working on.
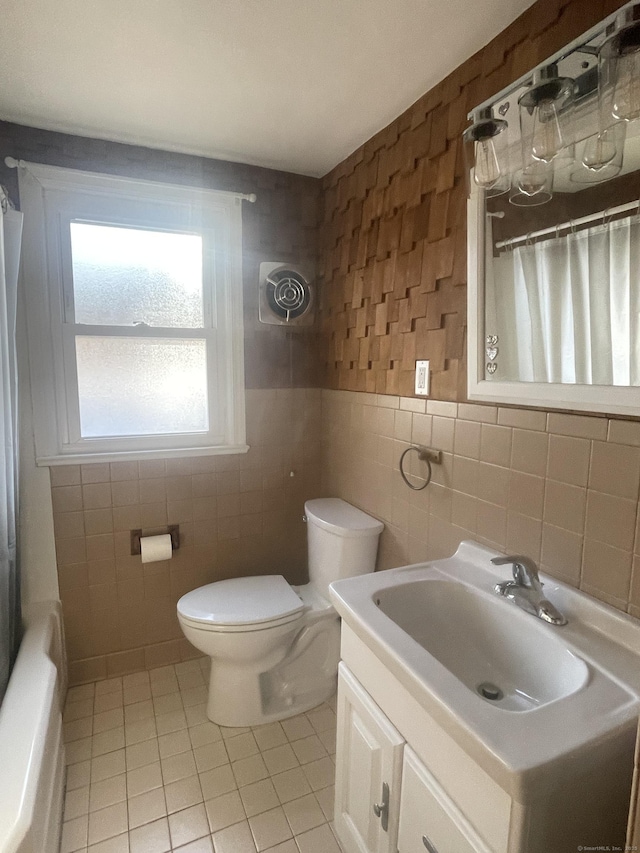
[206,616,341,727]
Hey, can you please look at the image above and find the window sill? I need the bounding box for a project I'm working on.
[36,444,250,467]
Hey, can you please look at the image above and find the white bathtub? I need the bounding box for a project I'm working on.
[0,601,66,853]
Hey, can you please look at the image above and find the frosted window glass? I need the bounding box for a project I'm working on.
[76,337,208,437]
[70,223,204,327]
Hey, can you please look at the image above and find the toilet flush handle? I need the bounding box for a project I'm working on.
[302,515,307,522]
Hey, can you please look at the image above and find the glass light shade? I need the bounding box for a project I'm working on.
[599,11,640,123]
[509,161,553,207]
[571,121,626,184]
[462,108,509,196]
[519,65,575,165]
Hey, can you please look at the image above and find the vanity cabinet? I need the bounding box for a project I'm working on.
[335,663,491,853]
[334,664,404,853]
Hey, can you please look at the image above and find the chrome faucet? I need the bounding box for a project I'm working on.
[491,555,567,626]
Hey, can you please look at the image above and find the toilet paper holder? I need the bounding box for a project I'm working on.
[131,525,180,556]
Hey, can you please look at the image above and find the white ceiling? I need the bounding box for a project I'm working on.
[0,0,535,177]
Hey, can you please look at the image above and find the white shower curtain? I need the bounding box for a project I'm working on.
[0,197,24,703]
[490,216,640,385]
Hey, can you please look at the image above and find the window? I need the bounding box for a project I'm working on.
[19,163,247,464]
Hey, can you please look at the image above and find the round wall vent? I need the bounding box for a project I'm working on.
[259,263,314,327]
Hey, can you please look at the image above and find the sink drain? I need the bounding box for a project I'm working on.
[477,682,503,701]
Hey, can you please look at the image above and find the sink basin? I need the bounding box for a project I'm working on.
[376,578,588,711]
[329,540,640,797]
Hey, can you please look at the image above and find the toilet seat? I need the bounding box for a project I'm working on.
[177,575,306,633]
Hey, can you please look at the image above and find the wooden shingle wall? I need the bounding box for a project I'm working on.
[319,0,627,400]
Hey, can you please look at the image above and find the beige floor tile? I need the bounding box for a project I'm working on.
[126,761,163,798]
[281,715,314,742]
[90,773,127,811]
[282,794,325,835]
[199,764,238,800]
[125,718,157,747]
[239,779,279,818]
[164,774,204,814]
[193,740,229,773]
[173,836,214,853]
[92,728,125,758]
[271,767,312,804]
[232,754,269,787]
[92,750,126,783]
[156,709,188,736]
[295,823,341,853]
[219,725,251,740]
[128,786,167,829]
[67,761,91,791]
[226,732,259,762]
[66,736,93,765]
[68,684,95,703]
[150,678,180,698]
[123,672,150,690]
[317,728,336,755]
[64,785,90,820]
[314,785,335,821]
[152,692,183,716]
[88,832,130,852]
[123,684,152,706]
[177,670,206,690]
[262,841,297,853]
[61,815,88,853]
[124,701,154,725]
[95,678,122,697]
[65,697,95,722]
[168,803,210,848]
[189,721,222,748]
[161,749,198,784]
[205,790,246,833]
[302,757,335,792]
[249,805,293,851]
[305,707,336,735]
[212,819,258,853]
[180,685,208,707]
[185,704,210,727]
[290,736,327,765]
[261,744,298,776]
[88,801,128,845]
[252,722,287,752]
[158,729,192,758]
[149,665,176,683]
[125,739,160,771]
[94,692,123,714]
[64,716,94,743]
[93,708,124,734]
[129,816,171,853]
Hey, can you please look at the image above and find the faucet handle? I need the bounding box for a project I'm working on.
[491,554,540,587]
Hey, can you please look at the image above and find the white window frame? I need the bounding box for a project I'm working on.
[19,162,248,465]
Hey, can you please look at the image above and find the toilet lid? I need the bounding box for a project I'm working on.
[177,575,305,627]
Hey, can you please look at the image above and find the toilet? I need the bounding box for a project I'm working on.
[177,498,383,727]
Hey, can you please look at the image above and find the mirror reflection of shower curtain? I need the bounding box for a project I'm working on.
[0,201,23,703]
[491,217,640,385]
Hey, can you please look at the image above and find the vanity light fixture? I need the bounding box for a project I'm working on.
[518,64,575,165]
[599,4,640,122]
[462,107,509,194]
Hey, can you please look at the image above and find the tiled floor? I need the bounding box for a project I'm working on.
[61,658,342,853]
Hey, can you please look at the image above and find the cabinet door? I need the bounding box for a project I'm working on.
[334,663,404,853]
[398,747,492,853]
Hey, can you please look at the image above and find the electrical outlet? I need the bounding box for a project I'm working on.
[415,360,430,396]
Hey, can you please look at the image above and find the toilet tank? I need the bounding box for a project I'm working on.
[305,498,384,599]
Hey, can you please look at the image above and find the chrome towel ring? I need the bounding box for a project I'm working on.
[399,445,442,491]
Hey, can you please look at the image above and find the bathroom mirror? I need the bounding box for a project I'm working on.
[467,3,640,416]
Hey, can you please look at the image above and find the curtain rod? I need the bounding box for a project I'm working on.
[3,157,257,203]
[495,198,640,250]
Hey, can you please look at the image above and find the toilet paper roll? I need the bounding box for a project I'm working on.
[140,534,173,564]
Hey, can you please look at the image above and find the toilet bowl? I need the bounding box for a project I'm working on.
[177,498,383,726]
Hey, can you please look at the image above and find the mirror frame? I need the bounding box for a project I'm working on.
[467,188,640,417]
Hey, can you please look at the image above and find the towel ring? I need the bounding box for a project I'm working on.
[399,446,442,491]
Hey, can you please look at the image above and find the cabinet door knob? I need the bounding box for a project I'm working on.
[422,834,439,853]
[372,781,389,832]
